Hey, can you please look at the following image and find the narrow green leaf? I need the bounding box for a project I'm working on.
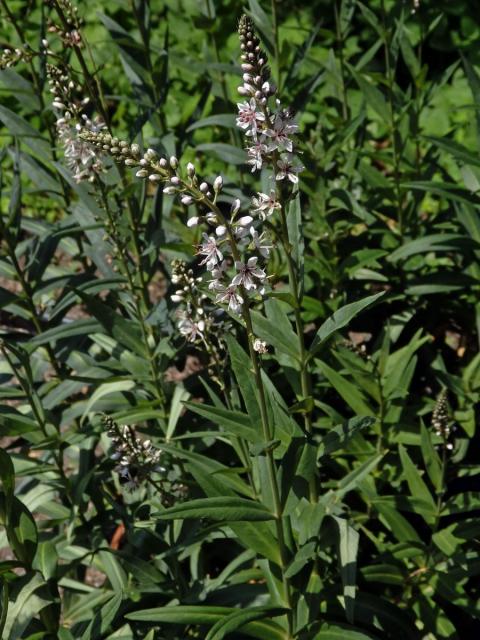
[316,417,375,458]
[309,292,385,356]
[334,517,359,623]
[183,401,261,443]
[420,423,443,492]
[154,497,275,522]
[398,445,436,519]
[205,606,288,640]
[317,361,372,415]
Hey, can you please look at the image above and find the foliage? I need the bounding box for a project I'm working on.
[0,1,480,639]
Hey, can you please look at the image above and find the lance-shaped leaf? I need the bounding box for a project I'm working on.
[154,497,275,522]
[309,292,385,357]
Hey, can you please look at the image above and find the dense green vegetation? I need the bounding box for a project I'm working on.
[0,1,479,638]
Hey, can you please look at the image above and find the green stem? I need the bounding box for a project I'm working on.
[0,581,8,638]
[380,0,403,237]
[334,0,349,121]
[0,214,63,378]
[52,0,151,309]
[278,205,317,503]
[242,307,293,634]
[271,0,281,92]
[183,191,293,632]
[0,0,71,204]
[96,181,165,408]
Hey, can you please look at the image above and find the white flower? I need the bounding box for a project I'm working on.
[251,191,281,219]
[231,257,266,291]
[197,233,223,270]
[178,313,205,342]
[253,338,268,354]
[208,260,228,290]
[237,99,265,134]
[250,227,272,258]
[246,141,268,172]
[276,156,304,183]
[264,114,298,152]
[215,285,244,313]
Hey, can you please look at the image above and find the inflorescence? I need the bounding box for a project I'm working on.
[47,63,105,182]
[431,388,454,450]
[237,15,303,179]
[74,14,303,350]
[103,415,165,491]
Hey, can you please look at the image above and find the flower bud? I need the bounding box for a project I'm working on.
[170,176,181,186]
[181,195,193,205]
[187,162,195,177]
[237,215,253,227]
[163,186,176,194]
[170,155,178,169]
[216,225,227,236]
[231,198,241,215]
[200,182,209,193]
[213,176,223,192]
[149,174,162,182]
[145,148,157,161]
[187,216,200,227]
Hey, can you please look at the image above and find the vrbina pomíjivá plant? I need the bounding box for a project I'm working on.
[3,1,479,638]
[71,13,382,639]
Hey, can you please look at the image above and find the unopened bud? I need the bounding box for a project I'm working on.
[231,198,241,215]
[237,215,253,227]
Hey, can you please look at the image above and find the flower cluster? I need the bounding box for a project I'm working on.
[237,15,303,182]
[0,46,32,70]
[48,64,105,182]
[47,0,84,48]
[79,128,274,315]
[431,389,454,450]
[171,260,208,343]
[103,415,165,491]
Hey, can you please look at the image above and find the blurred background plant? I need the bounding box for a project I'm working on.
[0,1,480,639]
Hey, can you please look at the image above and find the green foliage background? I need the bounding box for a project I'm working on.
[0,0,480,638]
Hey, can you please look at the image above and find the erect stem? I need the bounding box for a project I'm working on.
[241,305,293,633]
[0,210,64,379]
[278,203,317,503]
[271,0,281,93]
[176,188,293,629]
[51,0,151,310]
[96,180,166,409]
[380,0,403,238]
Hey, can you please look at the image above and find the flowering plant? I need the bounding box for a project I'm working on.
[0,2,479,639]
